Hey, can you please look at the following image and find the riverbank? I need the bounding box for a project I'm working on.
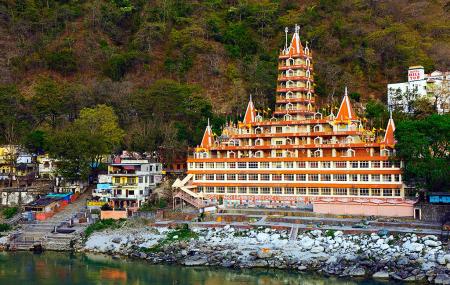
[75,223,450,284]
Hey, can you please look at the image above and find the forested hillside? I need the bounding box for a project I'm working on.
[0,0,449,155]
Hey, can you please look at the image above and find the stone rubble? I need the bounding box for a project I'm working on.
[77,226,450,283]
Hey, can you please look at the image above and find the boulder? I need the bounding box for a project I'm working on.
[310,246,324,253]
[435,274,450,285]
[424,239,439,247]
[184,257,208,266]
[373,271,389,279]
[300,236,315,250]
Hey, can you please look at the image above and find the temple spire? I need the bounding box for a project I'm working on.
[243,95,256,124]
[288,24,303,55]
[335,87,357,122]
[383,112,396,146]
[200,119,213,148]
[284,27,288,52]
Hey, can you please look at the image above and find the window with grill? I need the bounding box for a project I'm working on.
[322,161,331,168]
[372,161,380,168]
[394,174,400,182]
[260,174,270,181]
[309,188,319,195]
[206,187,214,193]
[228,162,236,168]
[296,188,307,195]
[360,161,369,168]
[217,187,225,193]
[197,186,203,192]
[227,174,236,180]
[249,162,258,169]
[297,161,306,168]
[371,188,381,196]
[284,187,294,195]
[261,187,270,194]
[238,162,247,168]
[250,187,258,194]
[227,187,236,193]
[333,188,348,195]
[273,187,282,194]
[285,161,294,168]
[249,174,259,181]
[321,188,331,195]
[238,187,247,194]
[284,174,294,181]
[383,174,392,182]
[296,174,306,181]
[334,174,347,181]
[394,189,401,196]
[350,174,358,182]
[206,174,215,180]
[309,174,319,181]
[195,175,203,180]
[350,188,358,196]
[273,162,282,168]
[238,174,247,181]
[196,162,204,168]
[216,174,225,180]
[260,162,269,168]
[321,174,331,181]
[360,188,369,196]
[383,161,392,168]
[206,162,214,168]
[371,174,380,182]
[335,161,347,168]
[216,162,225,168]
[272,174,282,181]
[276,127,283,133]
[360,174,369,182]
[309,161,319,168]
[351,161,359,168]
[383,189,393,196]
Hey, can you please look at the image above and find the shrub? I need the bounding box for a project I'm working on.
[45,49,77,75]
[0,223,11,232]
[84,218,125,239]
[103,51,147,81]
[2,207,18,219]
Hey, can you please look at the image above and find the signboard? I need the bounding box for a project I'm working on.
[429,195,450,204]
[408,67,424,82]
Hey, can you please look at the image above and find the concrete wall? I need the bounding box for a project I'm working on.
[0,192,36,206]
[416,203,450,223]
[100,210,128,220]
[314,202,414,217]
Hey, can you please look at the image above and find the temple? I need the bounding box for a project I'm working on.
[173,26,415,217]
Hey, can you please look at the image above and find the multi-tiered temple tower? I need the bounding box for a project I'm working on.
[173,27,415,217]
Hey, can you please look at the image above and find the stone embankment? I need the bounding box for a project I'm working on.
[78,225,450,284]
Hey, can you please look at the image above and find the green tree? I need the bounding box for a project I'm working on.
[33,77,68,127]
[412,97,436,119]
[364,99,388,129]
[395,114,450,191]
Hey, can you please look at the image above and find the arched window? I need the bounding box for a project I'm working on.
[313,124,322,132]
[314,137,322,144]
[307,103,312,111]
[306,80,311,89]
[287,69,294,77]
[270,116,277,122]
[306,70,310,78]
[254,150,264,158]
[286,91,294,99]
[255,114,263,122]
[306,58,310,67]
[286,80,295,88]
[287,58,294,66]
[314,112,322,119]
[313,149,323,157]
[285,150,294,157]
[307,92,312,100]
[346,136,354,144]
[381,149,391,157]
[255,138,264,146]
[255,127,263,134]
[347,149,355,157]
[284,114,292,121]
[286,138,292,145]
[228,151,236,158]
[286,103,294,110]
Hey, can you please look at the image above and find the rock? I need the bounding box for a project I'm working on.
[326,256,337,264]
[373,271,389,279]
[333,231,343,237]
[310,246,324,253]
[424,239,439,247]
[403,241,424,252]
[256,233,270,243]
[300,236,315,250]
[181,250,188,256]
[397,257,410,266]
[256,249,273,259]
[111,237,122,244]
[347,267,365,277]
[371,234,380,241]
[435,274,450,285]
[311,230,322,237]
[438,256,447,265]
[297,265,307,271]
[184,257,208,266]
[172,235,178,240]
[380,244,390,250]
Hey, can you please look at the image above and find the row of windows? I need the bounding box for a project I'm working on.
[197,186,401,197]
[191,161,400,169]
[195,173,401,182]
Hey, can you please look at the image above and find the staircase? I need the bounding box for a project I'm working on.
[172,174,215,209]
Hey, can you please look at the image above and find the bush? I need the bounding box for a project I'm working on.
[84,218,125,239]
[45,49,77,75]
[2,207,18,219]
[0,223,11,232]
[103,51,146,81]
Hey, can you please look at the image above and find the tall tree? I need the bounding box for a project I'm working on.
[395,114,450,192]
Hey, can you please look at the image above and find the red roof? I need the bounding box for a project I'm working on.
[288,26,303,55]
[383,116,396,146]
[200,121,213,148]
[335,87,357,121]
[243,97,256,124]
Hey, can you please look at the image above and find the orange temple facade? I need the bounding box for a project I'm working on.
[173,26,415,217]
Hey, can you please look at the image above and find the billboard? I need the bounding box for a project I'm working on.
[408,67,424,82]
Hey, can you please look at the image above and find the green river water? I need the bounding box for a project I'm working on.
[0,252,396,285]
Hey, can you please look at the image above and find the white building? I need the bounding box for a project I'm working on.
[94,157,163,210]
[387,66,449,114]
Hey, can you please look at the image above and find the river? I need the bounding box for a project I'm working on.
[0,252,395,285]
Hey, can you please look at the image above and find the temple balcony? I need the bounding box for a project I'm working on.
[278,64,313,71]
[277,75,314,82]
